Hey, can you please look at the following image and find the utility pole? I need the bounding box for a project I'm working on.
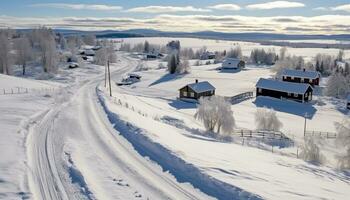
[304,113,307,137]
[107,60,112,97]
[104,62,107,88]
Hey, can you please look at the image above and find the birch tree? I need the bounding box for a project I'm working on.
[14,37,33,75]
[195,96,235,134]
[255,108,282,131]
[0,32,12,74]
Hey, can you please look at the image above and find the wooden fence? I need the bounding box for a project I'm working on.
[225,91,254,104]
[232,129,291,140]
[305,131,337,139]
[0,87,55,95]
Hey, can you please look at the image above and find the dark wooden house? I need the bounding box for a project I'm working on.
[179,80,215,100]
[281,69,320,86]
[256,78,313,103]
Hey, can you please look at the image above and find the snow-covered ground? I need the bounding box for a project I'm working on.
[117,37,349,61]
[1,40,350,200]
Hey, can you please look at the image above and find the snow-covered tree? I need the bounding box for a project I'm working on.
[325,72,350,98]
[335,119,350,169]
[39,32,58,73]
[337,50,345,62]
[167,54,177,74]
[226,46,242,59]
[195,96,235,134]
[180,48,195,59]
[255,108,282,131]
[83,34,96,46]
[0,32,12,74]
[279,47,288,61]
[300,136,325,164]
[14,37,33,75]
[272,55,305,76]
[250,48,277,65]
[94,47,107,66]
[94,40,116,65]
[144,40,150,53]
[176,59,190,74]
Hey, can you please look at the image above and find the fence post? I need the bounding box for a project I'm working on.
[26,88,28,93]
[241,130,243,137]
[242,138,244,146]
[297,147,299,158]
[3,89,5,94]
[271,145,273,153]
[11,89,13,94]
[17,87,20,93]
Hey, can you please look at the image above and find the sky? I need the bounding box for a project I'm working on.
[1,0,350,34]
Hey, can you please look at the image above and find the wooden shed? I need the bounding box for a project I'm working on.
[281,69,320,86]
[179,80,215,100]
[256,78,313,103]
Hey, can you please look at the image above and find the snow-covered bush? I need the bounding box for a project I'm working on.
[135,62,149,71]
[94,40,117,65]
[300,136,325,164]
[255,108,282,131]
[195,96,235,134]
[335,119,350,169]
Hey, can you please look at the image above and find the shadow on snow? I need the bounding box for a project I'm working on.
[97,89,262,200]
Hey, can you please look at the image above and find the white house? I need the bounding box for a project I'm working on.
[221,58,245,70]
[200,51,215,60]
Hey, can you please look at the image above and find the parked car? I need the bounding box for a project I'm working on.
[68,62,79,69]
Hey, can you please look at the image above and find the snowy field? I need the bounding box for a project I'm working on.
[1,39,350,200]
[118,37,350,61]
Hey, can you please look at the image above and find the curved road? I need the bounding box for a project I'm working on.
[26,53,210,200]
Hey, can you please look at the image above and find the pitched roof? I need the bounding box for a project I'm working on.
[282,69,320,79]
[183,81,215,93]
[256,78,312,94]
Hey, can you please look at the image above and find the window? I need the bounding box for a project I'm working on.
[301,78,304,82]
[309,80,312,83]
[293,93,298,97]
[287,93,291,96]
[305,93,308,97]
[291,77,294,80]
[258,88,262,93]
[211,90,214,94]
[183,91,187,96]
[190,92,195,98]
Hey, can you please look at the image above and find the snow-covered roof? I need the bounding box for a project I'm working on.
[183,81,215,93]
[222,58,242,68]
[281,69,320,79]
[256,78,312,94]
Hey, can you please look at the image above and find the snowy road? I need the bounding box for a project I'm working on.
[26,54,211,200]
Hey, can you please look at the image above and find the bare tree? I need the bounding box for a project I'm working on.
[0,32,12,74]
[279,47,288,61]
[39,33,58,73]
[255,108,282,131]
[14,37,33,75]
[226,46,242,59]
[195,96,235,134]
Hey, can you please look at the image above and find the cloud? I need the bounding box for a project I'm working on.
[30,3,122,11]
[331,4,350,12]
[125,6,211,13]
[1,14,350,34]
[246,1,305,10]
[313,7,328,11]
[208,4,241,11]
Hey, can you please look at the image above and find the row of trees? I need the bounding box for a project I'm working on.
[0,27,117,76]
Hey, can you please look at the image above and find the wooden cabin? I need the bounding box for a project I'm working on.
[281,69,320,86]
[179,80,215,100]
[222,58,245,70]
[256,78,313,103]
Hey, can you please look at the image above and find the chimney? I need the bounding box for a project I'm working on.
[303,68,306,72]
[195,79,198,83]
